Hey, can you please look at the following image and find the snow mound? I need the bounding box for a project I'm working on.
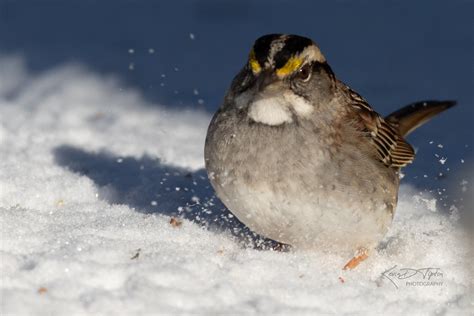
[0,57,471,315]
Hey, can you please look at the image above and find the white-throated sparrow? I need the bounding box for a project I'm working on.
[205,34,455,269]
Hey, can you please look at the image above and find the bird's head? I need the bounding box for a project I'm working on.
[229,34,335,126]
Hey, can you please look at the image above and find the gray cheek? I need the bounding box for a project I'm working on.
[234,90,253,110]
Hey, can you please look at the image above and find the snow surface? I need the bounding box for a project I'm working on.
[0,57,472,315]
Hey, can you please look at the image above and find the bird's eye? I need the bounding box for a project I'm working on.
[296,64,312,82]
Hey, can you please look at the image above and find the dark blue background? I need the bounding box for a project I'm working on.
[1,0,472,201]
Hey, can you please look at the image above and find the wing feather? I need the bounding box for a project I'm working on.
[344,86,415,168]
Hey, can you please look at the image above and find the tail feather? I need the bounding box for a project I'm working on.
[385,100,456,137]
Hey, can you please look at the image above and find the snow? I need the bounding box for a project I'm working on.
[0,57,472,315]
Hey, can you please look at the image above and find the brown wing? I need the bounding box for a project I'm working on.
[346,87,415,168]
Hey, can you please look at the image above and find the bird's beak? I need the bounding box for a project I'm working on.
[255,70,279,93]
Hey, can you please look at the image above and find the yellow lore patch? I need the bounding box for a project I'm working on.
[248,49,261,74]
[276,57,303,77]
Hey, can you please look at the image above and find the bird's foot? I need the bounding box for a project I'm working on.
[343,248,369,270]
[271,241,291,252]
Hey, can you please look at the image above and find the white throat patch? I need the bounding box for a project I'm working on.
[247,93,314,126]
[283,92,314,117]
[248,97,293,126]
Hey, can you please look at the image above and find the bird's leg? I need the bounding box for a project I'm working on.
[343,248,369,270]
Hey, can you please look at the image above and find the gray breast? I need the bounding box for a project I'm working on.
[205,108,398,251]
